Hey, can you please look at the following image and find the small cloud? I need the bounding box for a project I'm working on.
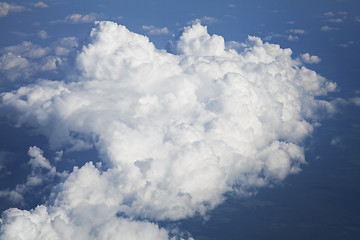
[339,41,354,48]
[328,18,343,23]
[289,29,306,34]
[0,2,25,17]
[37,30,49,39]
[321,25,339,31]
[350,97,360,106]
[286,21,295,24]
[323,11,335,17]
[355,16,360,22]
[142,25,169,35]
[338,11,347,15]
[112,16,123,20]
[52,13,97,24]
[228,4,236,8]
[299,53,321,64]
[34,1,48,8]
[188,16,219,25]
[330,136,341,145]
[288,35,299,41]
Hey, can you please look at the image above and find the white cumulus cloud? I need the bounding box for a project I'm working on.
[0,38,77,81]
[0,21,337,239]
[299,53,321,64]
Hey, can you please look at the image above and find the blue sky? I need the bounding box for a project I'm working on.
[0,0,360,239]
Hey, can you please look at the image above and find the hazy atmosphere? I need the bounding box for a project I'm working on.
[0,1,359,239]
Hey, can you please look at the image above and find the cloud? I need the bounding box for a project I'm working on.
[188,16,219,25]
[37,30,49,39]
[330,136,341,145]
[350,97,360,106]
[323,11,335,17]
[299,53,321,64]
[52,13,97,24]
[355,16,360,22]
[34,1,48,8]
[0,21,337,239]
[0,2,25,17]
[327,18,343,23]
[339,41,354,48]
[228,4,236,8]
[287,35,299,41]
[289,29,305,34]
[0,146,67,206]
[142,25,169,35]
[321,25,339,31]
[0,38,77,81]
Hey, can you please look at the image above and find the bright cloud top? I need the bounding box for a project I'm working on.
[0,21,336,239]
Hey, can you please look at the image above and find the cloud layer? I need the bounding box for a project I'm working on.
[0,21,336,239]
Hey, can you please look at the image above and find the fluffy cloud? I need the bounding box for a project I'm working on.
[0,38,78,81]
[0,146,67,206]
[299,53,321,64]
[142,25,169,35]
[0,21,337,239]
[0,2,24,17]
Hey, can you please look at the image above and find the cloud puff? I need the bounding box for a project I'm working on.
[0,146,67,206]
[299,53,321,64]
[0,21,337,239]
[53,13,97,24]
[188,16,219,25]
[0,38,77,81]
[323,11,335,17]
[142,25,169,35]
[287,35,299,41]
[37,30,49,39]
[34,1,48,8]
[0,2,24,17]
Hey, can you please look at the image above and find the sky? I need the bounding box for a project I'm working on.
[0,0,360,239]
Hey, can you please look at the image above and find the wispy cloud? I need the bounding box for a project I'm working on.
[327,18,343,23]
[142,25,169,35]
[33,1,48,8]
[289,29,306,34]
[37,30,49,39]
[323,11,335,17]
[52,13,98,24]
[0,2,25,17]
[188,16,219,25]
[321,25,339,31]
